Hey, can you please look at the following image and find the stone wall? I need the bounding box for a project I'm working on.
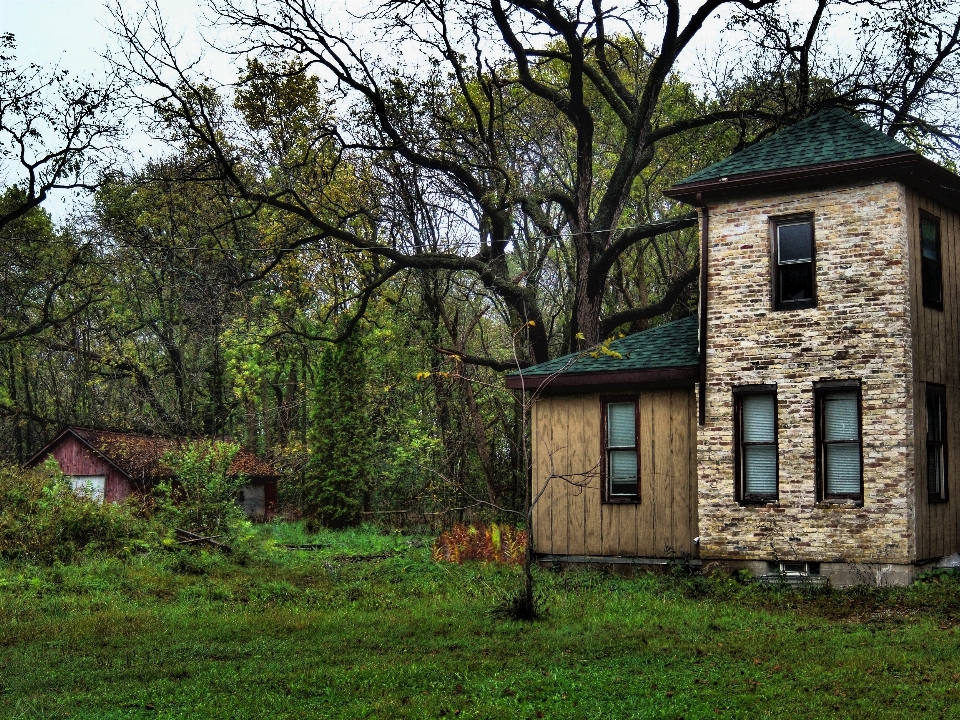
[698,180,917,564]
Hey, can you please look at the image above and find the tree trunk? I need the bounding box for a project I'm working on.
[460,374,498,508]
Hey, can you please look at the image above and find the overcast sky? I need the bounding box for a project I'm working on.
[2,1,199,71]
[0,0,745,222]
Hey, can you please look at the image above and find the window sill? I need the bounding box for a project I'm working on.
[814,499,863,509]
[602,497,640,505]
[774,300,817,312]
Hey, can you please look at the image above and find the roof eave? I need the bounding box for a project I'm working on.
[664,152,960,209]
[25,426,135,481]
[504,365,700,391]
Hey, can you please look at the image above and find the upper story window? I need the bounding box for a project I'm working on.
[772,214,816,311]
[926,384,948,503]
[602,397,639,503]
[920,211,943,310]
[815,382,863,503]
[734,386,778,503]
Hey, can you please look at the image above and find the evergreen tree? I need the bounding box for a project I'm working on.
[303,332,370,527]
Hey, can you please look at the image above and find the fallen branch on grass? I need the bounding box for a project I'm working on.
[175,528,232,553]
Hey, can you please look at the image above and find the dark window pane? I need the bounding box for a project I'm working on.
[927,394,944,443]
[928,446,944,496]
[779,262,813,302]
[778,223,812,262]
[927,389,946,500]
[923,258,942,304]
[921,217,940,259]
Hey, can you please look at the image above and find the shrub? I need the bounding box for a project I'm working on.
[0,462,145,564]
[153,441,251,546]
[431,523,527,565]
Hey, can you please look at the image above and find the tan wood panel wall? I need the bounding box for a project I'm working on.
[907,189,960,560]
[531,388,698,558]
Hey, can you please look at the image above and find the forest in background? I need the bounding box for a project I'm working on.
[1,0,959,522]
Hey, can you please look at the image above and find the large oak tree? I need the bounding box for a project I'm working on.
[109,0,960,366]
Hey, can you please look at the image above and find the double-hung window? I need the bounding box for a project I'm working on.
[815,383,863,502]
[603,397,638,502]
[926,384,948,503]
[773,215,816,310]
[921,211,943,310]
[734,387,778,503]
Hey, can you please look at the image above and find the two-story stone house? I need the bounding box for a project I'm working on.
[507,109,960,585]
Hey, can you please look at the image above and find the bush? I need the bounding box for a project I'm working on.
[0,463,146,564]
[153,441,251,546]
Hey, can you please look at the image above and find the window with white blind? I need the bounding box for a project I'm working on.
[734,387,778,503]
[926,385,948,503]
[603,398,638,502]
[816,384,862,501]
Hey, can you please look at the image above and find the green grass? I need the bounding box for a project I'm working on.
[1,526,959,719]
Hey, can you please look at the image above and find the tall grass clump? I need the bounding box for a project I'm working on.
[0,462,146,563]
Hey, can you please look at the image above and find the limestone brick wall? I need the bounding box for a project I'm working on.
[698,180,916,564]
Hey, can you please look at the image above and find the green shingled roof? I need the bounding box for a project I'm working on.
[510,314,698,378]
[678,108,912,185]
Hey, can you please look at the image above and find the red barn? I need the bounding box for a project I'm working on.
[27,427,279,519]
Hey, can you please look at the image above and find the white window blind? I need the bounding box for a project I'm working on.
[607,402,637,496]
[823,392,860,495]
[609,451,638,494]
[742,394,775,442]
[607,403,635,447]
[741,393,776,497]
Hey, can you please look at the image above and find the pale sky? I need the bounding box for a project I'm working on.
[0,0,781,223]
[0,1,206,73]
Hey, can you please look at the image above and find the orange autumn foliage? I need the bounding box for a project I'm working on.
[431,523,527,565]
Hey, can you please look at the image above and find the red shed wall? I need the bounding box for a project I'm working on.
[44,436,133,503]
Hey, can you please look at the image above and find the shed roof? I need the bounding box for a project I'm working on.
[28,427,278,481]
[504,315,699,391]
[679,108,911,185]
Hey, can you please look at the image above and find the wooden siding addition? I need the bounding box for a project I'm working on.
[531,388,698,559]
[908,189,960,561]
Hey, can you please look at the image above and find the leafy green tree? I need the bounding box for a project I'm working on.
[302,331,372,528]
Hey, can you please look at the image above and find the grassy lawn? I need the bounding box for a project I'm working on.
[1,525,959,719]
